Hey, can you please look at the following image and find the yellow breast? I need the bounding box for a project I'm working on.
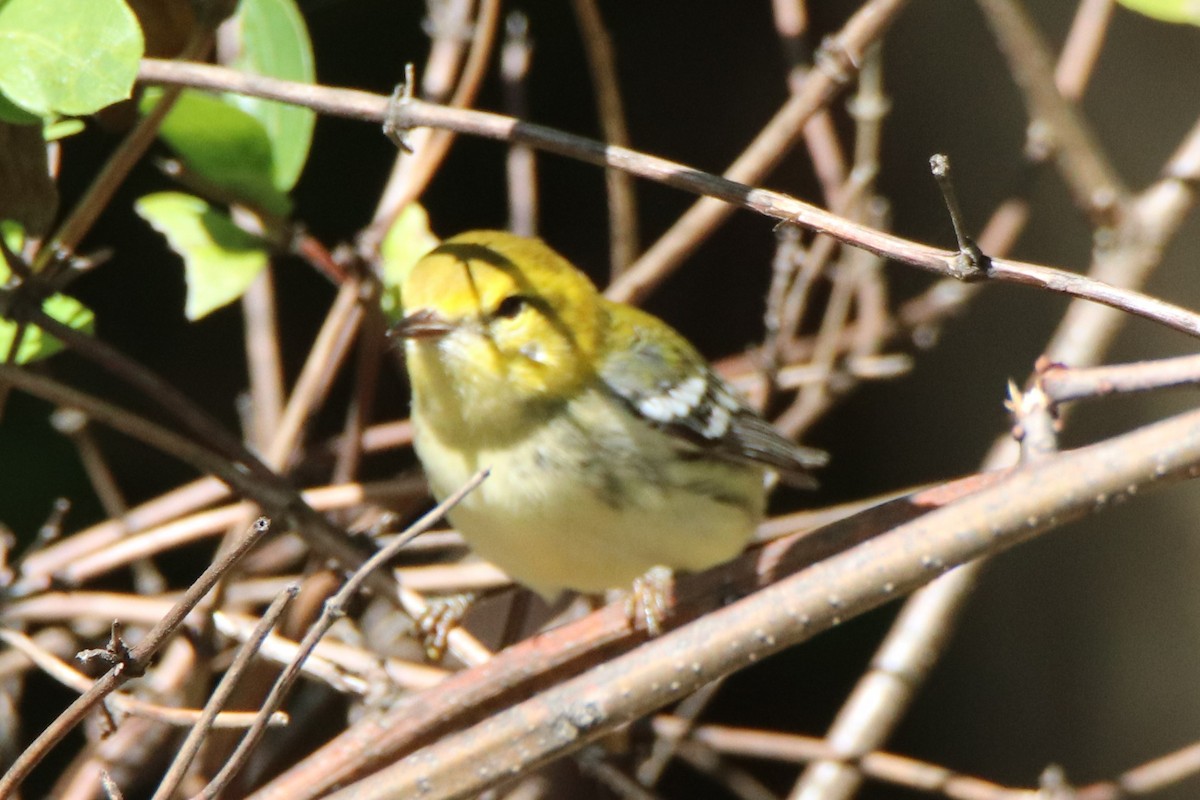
[411,387,765,596]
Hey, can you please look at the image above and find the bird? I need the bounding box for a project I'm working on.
[392,230,826,633]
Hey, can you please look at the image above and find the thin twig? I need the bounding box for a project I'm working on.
[654,717,1021,799]
[1054,0,1115,101]
[577,749,665,800]
[212,607,449,693]
[975,0,1127,221]
[49,408,174,596]
[672,739,781,800]
[151,584,297,800]
[199,472,489,796]
[0,630,286,729]
[31,30,215,273]
[246,474,1005,800]
[363,0,502,255]
[332,283,385,490]
[502,11,538,236]
[793,71,1200,800]
[240,266,285,453]
[197,469,487,799]
[774,43,888,438]
[1038,352,1200,403]
[421,0,474,103]
[264,275,367,469]
[929,154,986,280]
[657,716,1200,800]
[15,477,232,591]
[16,421,419,590]
[0,518,272,797]
[636,679,726,786]
[771,0,809,71]
[1077,739,1200,799]
[22,481,413,589]
[321,401,1200,800]
[760,225,806,401]
[571,0,639,276]
[0,365,386,603]
[606,0,907,303]
[133,60,1200,343]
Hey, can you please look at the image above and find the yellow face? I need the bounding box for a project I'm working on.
[398,231,604,419]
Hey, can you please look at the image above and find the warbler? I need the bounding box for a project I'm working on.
[393,230,826,626]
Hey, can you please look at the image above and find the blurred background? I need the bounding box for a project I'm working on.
[4,1,1200,797]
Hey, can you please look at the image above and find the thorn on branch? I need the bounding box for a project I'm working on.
[814,34,859,86]
[930,154,990,281]
[384,63,418,153]
[77,620,135,676]
[1005,378,1059,461]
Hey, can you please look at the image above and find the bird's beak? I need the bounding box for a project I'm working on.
[389,308,456,341]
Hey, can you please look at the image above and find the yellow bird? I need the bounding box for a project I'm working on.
[394,230,826,630]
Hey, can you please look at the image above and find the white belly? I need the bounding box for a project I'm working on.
[412,389,765,596]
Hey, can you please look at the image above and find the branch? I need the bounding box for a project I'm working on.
[135,59,1200,343]
[0,518,272,796]
[327,402,1200,799]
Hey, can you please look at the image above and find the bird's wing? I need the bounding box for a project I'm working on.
[598,305,827,487]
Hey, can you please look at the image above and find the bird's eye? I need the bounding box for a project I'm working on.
[493,295,529,319]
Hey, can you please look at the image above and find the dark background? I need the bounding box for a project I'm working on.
[4,2,1200,797]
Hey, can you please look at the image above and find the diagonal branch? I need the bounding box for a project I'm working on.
[326,401,1200,800]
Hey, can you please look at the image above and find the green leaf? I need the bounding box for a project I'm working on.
[1117,0,1200,24]
[0,229,95,364]
[223,0,316,190]
[0,292,95,363]
[134,192,270,320]
[0,91,41,125]
[379,203,439,322]
[139,0,313,211]
[1,219,23,253]
[0,0,143,117]
[143,88,291,217]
